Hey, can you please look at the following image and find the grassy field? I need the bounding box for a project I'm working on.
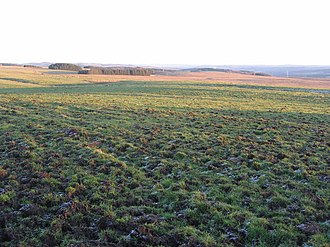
[0,67,329,246]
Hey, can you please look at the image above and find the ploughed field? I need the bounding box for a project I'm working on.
[0,67,329,246]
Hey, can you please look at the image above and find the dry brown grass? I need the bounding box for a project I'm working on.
[75,71,330,89]
[1,66,330,89]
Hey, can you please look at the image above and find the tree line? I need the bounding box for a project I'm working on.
[48,63,82,71]
[78,67,152,76]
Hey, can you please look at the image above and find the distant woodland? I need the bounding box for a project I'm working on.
[79,67,152,76]
[48,63,82,71]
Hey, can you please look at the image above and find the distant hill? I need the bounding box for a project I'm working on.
[77,63,138,68]
[24,62,52,67]
[215,65,330,78]
[3,62,330,78]
[181,67,271,76]
[0,63,22,67]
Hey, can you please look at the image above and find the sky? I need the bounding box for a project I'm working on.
[1,0,329,65]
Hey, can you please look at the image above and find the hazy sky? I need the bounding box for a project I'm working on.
[1,0,329,65]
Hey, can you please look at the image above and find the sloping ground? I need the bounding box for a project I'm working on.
[150,72,330,89]
[0,73,329,246]
[1,66,330,89]
[0,79,41,88]
[68,71,330,89]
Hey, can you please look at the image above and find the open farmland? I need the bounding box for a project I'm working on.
[0,66,329,246]
[2,66,330,89]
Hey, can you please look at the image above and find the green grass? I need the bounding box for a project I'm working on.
[0,72,329,246]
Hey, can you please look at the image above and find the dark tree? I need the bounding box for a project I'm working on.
[48,63,82,71]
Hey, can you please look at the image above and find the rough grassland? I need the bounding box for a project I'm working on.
[0,67,329,246]
[1,66,330,89]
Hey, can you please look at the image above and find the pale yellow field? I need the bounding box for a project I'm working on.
[1,66,330,89]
